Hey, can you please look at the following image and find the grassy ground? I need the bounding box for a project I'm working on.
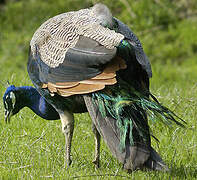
[1,63,197,179]
[0,0,197,179]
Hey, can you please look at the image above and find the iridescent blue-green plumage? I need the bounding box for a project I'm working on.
[3,4,185,172]
[3,85,60,120]
[92,78,185,151]
[3,85,87,121]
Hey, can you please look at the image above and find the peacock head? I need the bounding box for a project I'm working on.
[3,85,18,123]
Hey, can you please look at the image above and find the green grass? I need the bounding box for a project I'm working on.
[1,65,197,179]
[0,0,197,179]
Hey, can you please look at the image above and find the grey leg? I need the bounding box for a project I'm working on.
[59,111,74,168]
[92,122,101,168]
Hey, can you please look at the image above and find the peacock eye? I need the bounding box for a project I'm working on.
[4,101,8,110]
[10,91,16,108]
[4,91,16,110]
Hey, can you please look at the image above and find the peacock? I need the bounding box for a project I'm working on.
[3,4,185,171]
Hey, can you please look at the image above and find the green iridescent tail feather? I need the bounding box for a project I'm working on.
[92,80,186,151]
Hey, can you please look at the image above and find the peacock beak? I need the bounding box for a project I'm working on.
[5,109,12,123]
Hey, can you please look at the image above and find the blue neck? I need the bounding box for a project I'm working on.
[16,86,60,120]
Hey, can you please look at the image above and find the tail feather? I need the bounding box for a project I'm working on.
[91,80,185,151]
[143,147,169,171]
[83,79,184,171]
[83,95,150,170]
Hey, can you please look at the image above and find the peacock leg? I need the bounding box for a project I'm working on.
[59,111,74,168]
[92,123,101,168]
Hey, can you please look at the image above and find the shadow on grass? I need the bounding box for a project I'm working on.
[169,165,197,179]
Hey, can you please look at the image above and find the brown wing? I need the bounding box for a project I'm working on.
[41,56,126,97]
